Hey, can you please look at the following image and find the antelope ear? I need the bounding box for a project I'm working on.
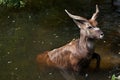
[73,19,86,29]
[90,5,99,20]
[65,9,87,21]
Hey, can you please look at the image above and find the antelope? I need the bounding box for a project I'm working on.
[36,5,104,72]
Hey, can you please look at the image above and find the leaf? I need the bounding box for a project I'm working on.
[111,74,116,80]
[0,0,2,4]
[0,0,26,8]
[20,1,25,7]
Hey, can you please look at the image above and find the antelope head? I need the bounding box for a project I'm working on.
[65,5,104,39]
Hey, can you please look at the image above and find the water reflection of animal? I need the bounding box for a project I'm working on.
[60,70,76,80]
[36,5,104,72]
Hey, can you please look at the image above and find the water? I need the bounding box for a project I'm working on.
[0,1,120,80]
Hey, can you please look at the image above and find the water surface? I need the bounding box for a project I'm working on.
[0,2,120,80]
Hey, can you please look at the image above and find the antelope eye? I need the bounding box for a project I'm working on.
[88,26,93,29]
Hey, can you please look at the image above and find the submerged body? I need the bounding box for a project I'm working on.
[37,38,98,71]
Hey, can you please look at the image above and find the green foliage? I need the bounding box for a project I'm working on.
[111,74,120,80]
[111,74,116,80]
[0,0,26,8]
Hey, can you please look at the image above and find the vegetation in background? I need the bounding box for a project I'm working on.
[0,0,26,8]
[111,74,120,80]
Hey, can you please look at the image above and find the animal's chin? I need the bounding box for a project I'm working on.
[88,35,104,39]
[90,36,103,39]
[96,35,104,39]
[99,35,104,39]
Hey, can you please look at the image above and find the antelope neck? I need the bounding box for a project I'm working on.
[79,30,94,51]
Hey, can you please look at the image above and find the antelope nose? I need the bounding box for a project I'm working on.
[100,32,104,38]
[101,33,104,36]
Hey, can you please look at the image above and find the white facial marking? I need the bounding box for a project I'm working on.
[94,27,100,30]
[100,35,103,39]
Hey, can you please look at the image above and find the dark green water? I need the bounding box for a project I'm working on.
[0,1,120,80]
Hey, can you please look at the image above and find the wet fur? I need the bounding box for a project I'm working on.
[37,39,100,71]
[36,5,102,72]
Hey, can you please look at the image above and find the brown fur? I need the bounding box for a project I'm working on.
[36,5,103,72]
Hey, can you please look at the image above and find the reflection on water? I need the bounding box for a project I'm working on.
[0,1,120,80]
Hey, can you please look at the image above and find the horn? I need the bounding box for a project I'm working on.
[91,5,99,20]
[65,9,87,20]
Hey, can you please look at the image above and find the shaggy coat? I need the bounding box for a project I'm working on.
[37,5,104,71]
